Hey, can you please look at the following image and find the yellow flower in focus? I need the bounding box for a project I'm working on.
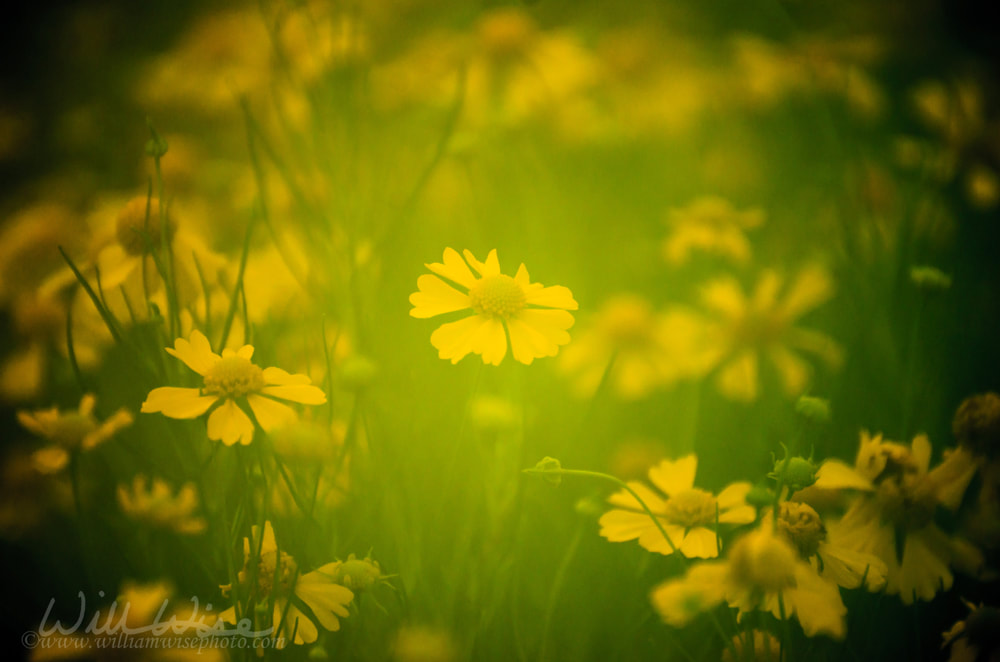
[141,330,326,446]
[117,475,207,535]
[219,522,354,647]
[599,455,756,558]
[409,248,578,365]
[559,295,710,399]
[815,431,982,603]
[686,265,843,401]
[662,196,765,266]
[18,394,133,474]
[651,524,847,639]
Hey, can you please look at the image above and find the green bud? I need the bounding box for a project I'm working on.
[145,118,168,158]
[910,265,952,292]
[745,482,775,509]
[768,445,819,491]
[526,456,563,486]
[307,645,329,661]
[796,396,831,423]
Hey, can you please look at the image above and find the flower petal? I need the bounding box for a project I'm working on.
[426,247,477,289]
[680,527,720,558]
[207,400,254,446]
[768,345,811,397]
[814,459,873,491]
[276,599,318,645]
[607,481,667,512]
[141,387,218,419]
[295,571,354,632]
[506,309,574,364]
[430,315,492,364]
[247,394,298,432]
[779,266,833,321]
[476,317,507,365]
[648,456,698,496]
[526,285,579,310]
[409,274,472,319]
[165,330,220,376]
[716,351,758,401]
[700,277,746,321]
[260,384,327,405]
[463,249,501,277]
[262,367,312,386]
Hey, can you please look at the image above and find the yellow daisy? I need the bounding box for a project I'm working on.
[815,431,981,603]
[680,265,843,401]
[17,394,133,474]
[599,455,756,558]
[141,330,326,446]
[651,524,848,639]
[220,521,354,647]
[409,248,578,365]
[116,475,207,535]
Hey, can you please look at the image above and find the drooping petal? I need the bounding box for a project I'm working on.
[816,543,888,591]
[768,345,811,397]
[650,563,729,627]
[463,249,501,277]
[426,247,477,289]
[911,434,932,475]
[814,459,874,491]
[526,285,579,310]
[430,315,493,364]
[647,456,698,496]
[409,274,472,318]
[475,317,508,365]
[165,330,220,376]
[141,387,218,419]
[779,265,834,321]
[295,571,354,632]
[680,527,720,558]
[247,394,298,432]
[607,481,667,512]
[260,384,327,405]
[507,316,558,365]
[78,394,97,416]
[781,564,847,639]
[275,599,318,645]
[83,408,134,449]
[207,400,254,446]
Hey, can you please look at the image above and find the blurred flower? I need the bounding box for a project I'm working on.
[681,265,843,401]
[409,248,578,365]
[392,625,458,662]
[116,475,207,535]
[599,454,755,558]
[18,394,133,474]
[661,196,765,266]
[776,501,887,591]
[0,448,72,537]
[910,265,953,292]
[815,431,982,603]
[608,438,668,481]
[220,521,354,646]
[954,392,1000,460]
[559,294,710,399]
[141,330,326,446]
[650,523,847,638]
[31,581,224,662]
[942,600,1000,662]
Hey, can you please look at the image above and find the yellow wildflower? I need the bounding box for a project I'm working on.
[662,196,765,266]
[815,431,981,603]
[559,294,710,399]
[18,394,133,474]
[651,524,847,639]
[599,455,756,558]
[116,475,207,535]
[682,265,843,401]
[141,330,326,446]
[409,248,578,365]
[219,522,354,647]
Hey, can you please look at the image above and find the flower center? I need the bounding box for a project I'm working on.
[663,488,718,528]
[203,356,265,398]
[115,197,176,256]
[468,275,526,319]
[247,550,298,598]
[777,501,827,558]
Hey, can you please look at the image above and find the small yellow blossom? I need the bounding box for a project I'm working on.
[651,524,847,639]
[116,475,207,534]
[815,431,981,603]
[409,248,578,365]
[662,196,764,266]
[599,455,756,558]
[679,265,843,401]
[18,394,133,473]
[141,330,326,446]
[219,522,354,647]
[559,295,709,399]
